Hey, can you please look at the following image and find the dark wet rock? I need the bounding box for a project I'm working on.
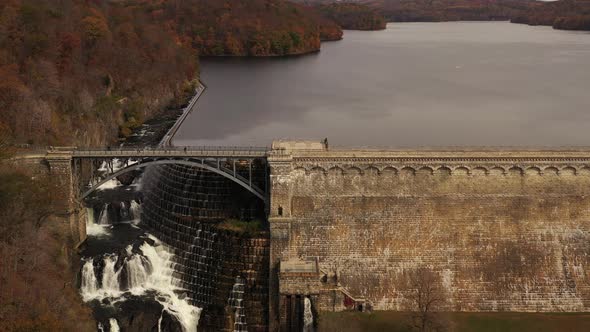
[117,171,138,186]
[159,310,185,332]
[117,298,163,332]
[144,237,157,246]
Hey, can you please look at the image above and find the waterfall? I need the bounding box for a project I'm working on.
[102,255,122,296]
[98,322,105,332]
[80,259,98,300]
[98,161,108,172]
[303,297,314,332]
[228,276,247,332]
[87,207,109,237]
[158,313,164,332]
[130,200,141,220]
[126,254,150,291]
[99,204,110,225]
[81,237,201,332]
[109,318,120,332]
[139,238,201,332]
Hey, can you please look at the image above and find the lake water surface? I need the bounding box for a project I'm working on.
[173,22,590,148]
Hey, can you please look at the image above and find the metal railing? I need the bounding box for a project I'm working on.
[160,81,207,147]
[72,146,269,157]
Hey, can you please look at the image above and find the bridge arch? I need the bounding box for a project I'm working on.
[81,159,267,202]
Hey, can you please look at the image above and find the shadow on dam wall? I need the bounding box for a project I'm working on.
[140,163,270,331]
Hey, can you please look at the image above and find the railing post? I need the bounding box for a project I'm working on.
[249,160,252,187]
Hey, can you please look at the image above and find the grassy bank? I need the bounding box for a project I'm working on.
[216,219,265,237]
[319,311,590,332]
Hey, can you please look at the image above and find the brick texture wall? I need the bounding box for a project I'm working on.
[268,147,590,317]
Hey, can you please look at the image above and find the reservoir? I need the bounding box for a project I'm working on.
[173,22,590,148]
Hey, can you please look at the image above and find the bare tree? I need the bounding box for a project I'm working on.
[408,267,447,332]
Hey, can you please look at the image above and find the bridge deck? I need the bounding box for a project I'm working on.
[71,147,269,158]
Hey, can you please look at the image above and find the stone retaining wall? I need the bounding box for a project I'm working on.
[268,145,590,329]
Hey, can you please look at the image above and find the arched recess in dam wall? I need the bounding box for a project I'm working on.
[267,149,590,325]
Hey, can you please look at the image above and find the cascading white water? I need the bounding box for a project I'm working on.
[228,276,247,332]
[126,254,150,292]
[109,318,120,332]
[92,158,141,191]
[303,297,314,332]
[87,207,110,237]
[130,200,141,220]
[98,161,109,172]
[81,260,98,301]
[99,204,110,225]
[81,237,201,332]
[102,255,122,296]
[139,238,201,332]
[158,313,164,332]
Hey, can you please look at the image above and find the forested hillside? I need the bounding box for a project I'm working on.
[317,3,387,30]
[165,0,342,56]
[511,0,590,30]
[0,125,96,331]
[362,0,533,22]
[305,0,590,31]
[0,0,197,146]
[0,0,343,148]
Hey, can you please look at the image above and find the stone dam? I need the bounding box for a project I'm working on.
[267,141,590,330]
[19,141,590,331]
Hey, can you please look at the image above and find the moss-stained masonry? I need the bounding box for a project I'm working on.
[267,142,590,328]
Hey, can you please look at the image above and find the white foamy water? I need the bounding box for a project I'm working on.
[304,297,314,332]
[102,255,122,296]
[86,208,111,237]
[228,276,247,332]
[140,237,201,332]
[90,158,141,192]
[98,204,110,225]
[95,178,122,190]
[109,318,120,332]
[80,237,201,332]
[126,254,150,292]
[130,200,141,220]
[81,260,98,301]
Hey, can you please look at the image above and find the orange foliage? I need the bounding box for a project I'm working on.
[0,0,198,146]
[361,0,533,22]
[0,168,95,331]
[0,0,345,145]
[511,0,590,30]
[152,0,342,56]
[317,3,387,30]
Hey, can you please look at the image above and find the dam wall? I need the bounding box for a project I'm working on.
[268,142,590,327]
[141,164,269,331]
